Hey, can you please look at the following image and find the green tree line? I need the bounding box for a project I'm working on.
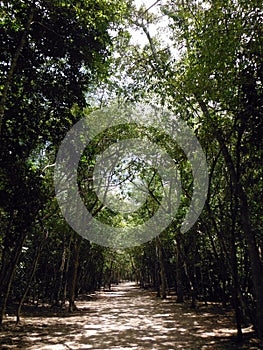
[0,0,263,343]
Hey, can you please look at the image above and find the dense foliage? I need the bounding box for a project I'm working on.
[0,0,127,321]
[0,0,262,342]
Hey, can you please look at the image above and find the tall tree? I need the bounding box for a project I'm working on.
[103,0,263,339]
[0,0,127,325]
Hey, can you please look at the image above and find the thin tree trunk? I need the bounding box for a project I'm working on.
[16,246,41,324]
[0,233,27,326]
[155,243,161,298]
[52,233,67,307]
[198,98,263,338]
[156,237,167,299]
[62,238,71,307]
[68,233,82,312]
[176,241,184,303]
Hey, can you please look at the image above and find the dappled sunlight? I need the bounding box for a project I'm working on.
[0,282,261,349]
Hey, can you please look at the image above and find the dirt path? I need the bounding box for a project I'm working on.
[0,282,261,349]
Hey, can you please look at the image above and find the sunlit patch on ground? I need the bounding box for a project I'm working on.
[0,282,262,349]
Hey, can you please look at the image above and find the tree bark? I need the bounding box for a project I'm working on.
[156,237,168,299]
[176,240,184,303]
[68,233,82,312]
[197,98,263,338]
[155,243,161,298]
[52,233,68,307]
[0,232,27,326]
[16,244,41,324]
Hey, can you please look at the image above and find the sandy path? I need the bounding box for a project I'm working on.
[0,282,261,349]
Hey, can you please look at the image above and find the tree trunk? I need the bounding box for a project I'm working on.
[62,239,71,307]
[238,187,263,338]
[198,98,263,338]
[0,232,27,326]
[176,241,184,303]
[156,237,167,299]
[155,243,161,298]
[16,245,41,324]
[68,233,82,312]
[52,233,68,307]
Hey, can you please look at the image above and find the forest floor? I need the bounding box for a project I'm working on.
[0,282,262,350]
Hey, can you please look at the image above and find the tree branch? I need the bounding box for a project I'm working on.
[0,7,35,136]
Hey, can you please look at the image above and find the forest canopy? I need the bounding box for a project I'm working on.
[0,0,263,343]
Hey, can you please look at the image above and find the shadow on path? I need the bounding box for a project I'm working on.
[0,282,262,349]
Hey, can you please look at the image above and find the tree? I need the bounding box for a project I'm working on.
[100,0,263,340]
[0,0,127,325]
